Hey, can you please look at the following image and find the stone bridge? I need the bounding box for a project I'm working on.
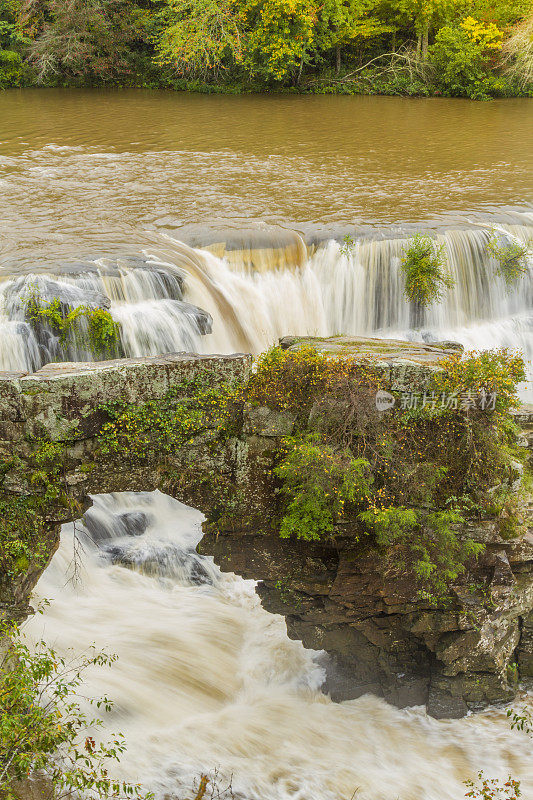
[0,340,532,719]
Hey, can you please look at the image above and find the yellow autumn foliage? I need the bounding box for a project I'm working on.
[460,16,503,51]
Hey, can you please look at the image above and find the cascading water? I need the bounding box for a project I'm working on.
[2,221,531,398]
[23,492,533,800]
[0,258,210,371]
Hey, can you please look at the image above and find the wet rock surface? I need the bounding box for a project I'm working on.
[203,523,532,719]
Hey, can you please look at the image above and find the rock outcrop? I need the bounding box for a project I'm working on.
[203,522,533,718]
[0,353,251,622]
[0,337,531,718]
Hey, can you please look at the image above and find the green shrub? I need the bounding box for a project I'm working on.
[274,435,372,541]
[25,295,121,358]
[400,234,453,309]
[487,234,531,287]
[246,345,381,417]
[360,506,483,601]
[429,26,494,99]
[432,349,526,413]
[0,48,23,86]
[0,0,30,87]
[0,621,153,800]
[0,496,48,578]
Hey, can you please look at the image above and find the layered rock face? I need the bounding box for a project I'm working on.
[204,518,532,718]
[0,337,531,718]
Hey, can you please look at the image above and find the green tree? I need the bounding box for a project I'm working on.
[400,234,453,325]
[396,0,460,56]
[153,0,243,79]
[0,0,29,86]
[315,0,392,74]
[21,0,142,84]
[239,0,319,83]
[429,22,499,97]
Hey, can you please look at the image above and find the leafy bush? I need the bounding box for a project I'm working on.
[274,435,372,540]
[25,295,121,358]
[0,495,48,578]
[487,234,531,287]
[22,0,142,85]
[464,772,521,800]
[0,621,152,800]
[432,349,526,413]
[0,47,23,86]
[246,345,381,418]
[154,0,243,80]
[360,506,483,600]
[254,345,527,599]
[429,25,496,99]
[400,234,453,309]
[0,0,30,86]
[98,375,238,459]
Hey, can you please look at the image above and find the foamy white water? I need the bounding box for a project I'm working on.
[24,492,533,800]
[1,224,531,398]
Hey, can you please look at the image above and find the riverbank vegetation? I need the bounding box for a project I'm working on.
[0,621,152,800]
[0,0,532,98]
[0,620,232,799]
[249,344,528,600]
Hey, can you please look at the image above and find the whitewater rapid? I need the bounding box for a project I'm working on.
[23,492,533,800]
[1,222,532,399]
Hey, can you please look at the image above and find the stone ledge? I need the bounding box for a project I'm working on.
[279,335,464,364]
[0,352,252,441]
[0,351,250,383]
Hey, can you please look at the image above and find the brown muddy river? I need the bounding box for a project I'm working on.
[0,89,532,265]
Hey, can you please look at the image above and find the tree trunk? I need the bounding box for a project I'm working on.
[410,299,423,329]
[296,53,304,86]
[422,20,429,58]
[336,45,341,75]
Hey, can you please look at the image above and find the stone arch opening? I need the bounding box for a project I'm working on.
[0,353,254,622]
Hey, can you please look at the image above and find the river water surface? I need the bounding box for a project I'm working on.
[0,90,532,393]
[2,90,533,799]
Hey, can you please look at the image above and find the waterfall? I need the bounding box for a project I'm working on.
[1,223,531,398]
[0,259,208,371]
[23,491,533,800]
